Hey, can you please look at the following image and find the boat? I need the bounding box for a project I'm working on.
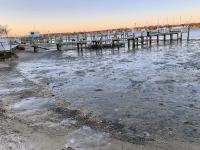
[29,31,41,38]
[0,25,19,60]
[0,25,18,52]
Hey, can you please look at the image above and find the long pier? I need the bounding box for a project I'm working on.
[20,26,190,52]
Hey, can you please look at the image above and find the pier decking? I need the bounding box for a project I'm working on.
[20,26,190,52]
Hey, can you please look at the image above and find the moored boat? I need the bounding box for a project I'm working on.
[0,25,18,52]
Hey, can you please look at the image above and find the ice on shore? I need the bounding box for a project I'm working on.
[66,126,111,150]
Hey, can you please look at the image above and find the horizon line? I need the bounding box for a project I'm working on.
[9,22,200,37]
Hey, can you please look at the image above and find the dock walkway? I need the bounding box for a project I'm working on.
[20,26,190,52]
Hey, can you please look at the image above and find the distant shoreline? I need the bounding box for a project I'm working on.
[8,22,200,38]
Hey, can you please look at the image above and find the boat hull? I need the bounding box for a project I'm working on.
[0,42,18,51]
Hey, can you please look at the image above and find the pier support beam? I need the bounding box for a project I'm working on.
[176,33,179,42]
[141,36,144,46]
[157,35,159,45]
[164,34,166,44]
[149,36,152,47]
[132,39,135,49]
[170,34,173,43]
[33,45,38,53]
[56,43,62,51]
[128,39,130,50]
[77,42,84,51]
[180,33,183,42]
[32,42,38,53]
[136,38,139,47]
[187,26,190,41]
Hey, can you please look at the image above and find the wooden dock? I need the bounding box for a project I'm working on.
[20,26,190,52]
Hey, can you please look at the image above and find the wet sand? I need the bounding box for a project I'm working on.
[1,39,200,149]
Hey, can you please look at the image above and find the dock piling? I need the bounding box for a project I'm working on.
[128,39,130,50]
[132,39,135,49]
[187,26,190,41]
[149,36,152,47]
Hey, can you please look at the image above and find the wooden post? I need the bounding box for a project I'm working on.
[95,41,98,48]
[128,39,130,50]
[157,35,159,45]
[141,36,144,46]
[112,40,114,48]
[33,44,38,53]
[80,43,83,51]
[177,33,179,42]
[149,36,152,47]
[56,43,61,51]
[180,33,183,42]
[57,38,62,51]
[187,26,190,41]
[170,34,173,42]
[132,39,135,49]
[146,37,148,46]
[117,39,120,48]
[164,34,166,44]
[77,43,80,50]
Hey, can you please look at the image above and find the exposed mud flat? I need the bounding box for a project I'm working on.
[1,36,200,149]
[0,62,135,150]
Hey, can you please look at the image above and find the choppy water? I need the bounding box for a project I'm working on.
[16,30,200,144]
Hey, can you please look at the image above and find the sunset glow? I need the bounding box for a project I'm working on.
[0,0,199,36]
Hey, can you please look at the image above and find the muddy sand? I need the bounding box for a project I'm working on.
[0,40,200,150]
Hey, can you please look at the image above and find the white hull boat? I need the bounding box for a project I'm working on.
[0,26,18,52]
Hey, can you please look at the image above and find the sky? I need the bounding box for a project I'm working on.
[0,0,200,36]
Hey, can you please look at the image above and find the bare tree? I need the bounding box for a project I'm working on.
[0,25,9,35]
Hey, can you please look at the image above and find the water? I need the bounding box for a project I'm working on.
[16,30,200,144]
[188,28,200,39]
